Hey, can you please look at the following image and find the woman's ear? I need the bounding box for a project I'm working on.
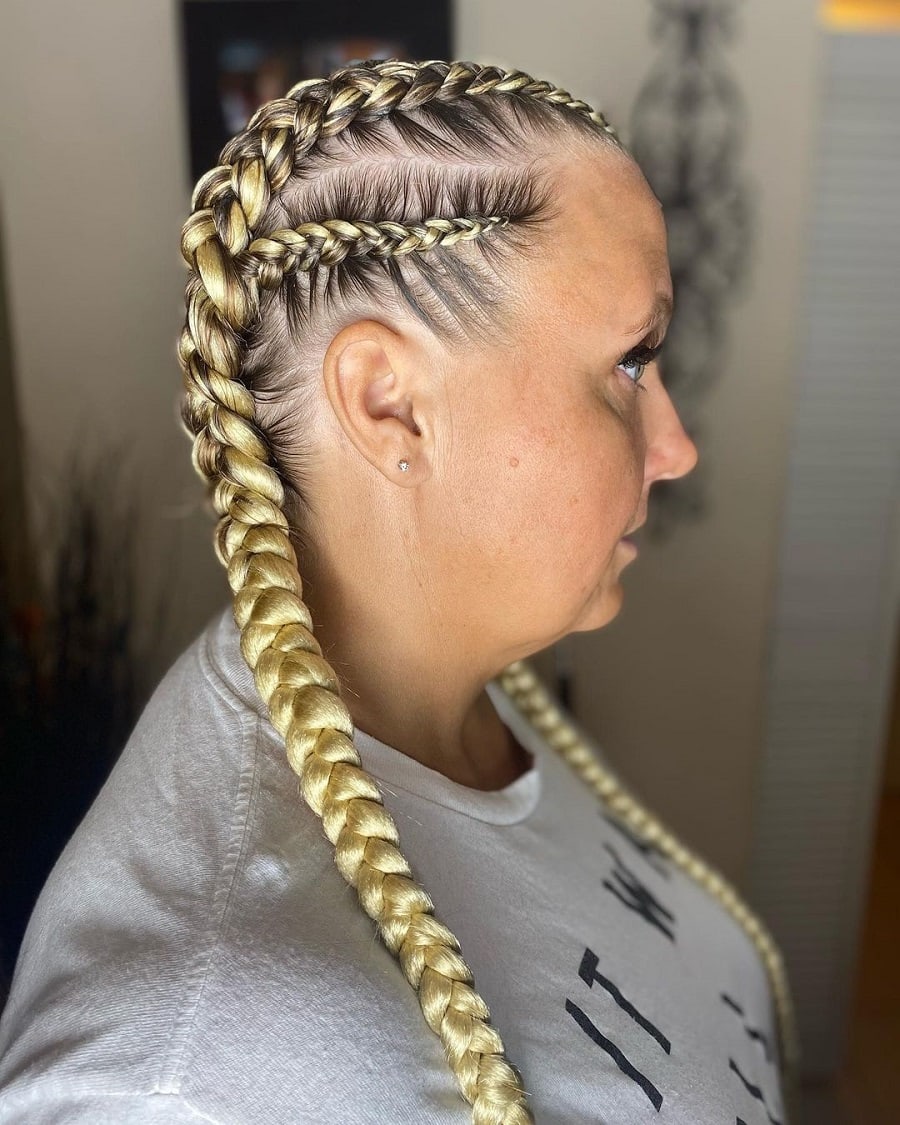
[322,320,433,485]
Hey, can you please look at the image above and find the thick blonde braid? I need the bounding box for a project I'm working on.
[178,58,795,1122]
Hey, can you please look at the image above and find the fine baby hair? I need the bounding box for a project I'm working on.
[177,58,796,1124]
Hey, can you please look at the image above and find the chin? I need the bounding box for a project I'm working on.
[566,583,625,636]
[517,577,626,658]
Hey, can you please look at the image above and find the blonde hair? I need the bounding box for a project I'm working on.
[177,59,797,1123]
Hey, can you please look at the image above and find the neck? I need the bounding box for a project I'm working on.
[301,547,531,791]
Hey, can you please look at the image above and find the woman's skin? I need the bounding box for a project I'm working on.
[297,147,698,790]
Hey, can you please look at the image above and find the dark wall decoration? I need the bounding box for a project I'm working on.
[181,0,450,184]
[629,0,752,539]
[0,451,166,1000]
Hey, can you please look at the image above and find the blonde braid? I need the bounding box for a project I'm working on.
[178,58,795,1122]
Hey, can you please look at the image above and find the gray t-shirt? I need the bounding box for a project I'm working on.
[0,608,785,1123]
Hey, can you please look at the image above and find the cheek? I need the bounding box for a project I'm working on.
[486,416,643,570]
[442,359,644,567]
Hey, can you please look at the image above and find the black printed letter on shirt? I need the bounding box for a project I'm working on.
[721,992,774,1064]
[602,842,676,942]
[578,948,671,1054]
[729,1058,782,1125]
[567,946,671,1113]
[602,813,671,880]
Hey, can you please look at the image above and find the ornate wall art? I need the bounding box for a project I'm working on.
[629,0,752,539]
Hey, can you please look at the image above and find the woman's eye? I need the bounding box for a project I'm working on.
[615,342,661,392]
[617,356,647,385]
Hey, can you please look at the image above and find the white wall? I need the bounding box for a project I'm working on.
[0,0,226,692]
[2,0,821,886]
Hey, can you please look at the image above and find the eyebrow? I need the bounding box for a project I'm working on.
[625,294,674,339]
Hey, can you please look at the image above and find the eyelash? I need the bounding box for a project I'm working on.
[616,343,662,393]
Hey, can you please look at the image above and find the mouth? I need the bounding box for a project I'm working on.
[619,516,646,557]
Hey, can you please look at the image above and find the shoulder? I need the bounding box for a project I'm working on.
[0,608,465,1122]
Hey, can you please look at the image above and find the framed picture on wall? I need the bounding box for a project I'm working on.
[180,0,451,183]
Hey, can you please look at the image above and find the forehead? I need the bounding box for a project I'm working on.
[534,151,671,334]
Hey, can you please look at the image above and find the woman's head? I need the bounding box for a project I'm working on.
[177,60,696,1122]
[183,62,696,672]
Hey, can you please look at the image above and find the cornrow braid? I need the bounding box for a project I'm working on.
[177,58,796,1123]
[244,215,511,287]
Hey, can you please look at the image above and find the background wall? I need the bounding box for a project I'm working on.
[0,0,228,694]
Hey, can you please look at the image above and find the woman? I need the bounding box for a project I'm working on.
[0,60,795,1123]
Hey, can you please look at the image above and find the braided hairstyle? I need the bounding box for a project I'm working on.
[177,59,797,1123]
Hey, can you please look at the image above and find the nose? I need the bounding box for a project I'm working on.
[642,369,699,484]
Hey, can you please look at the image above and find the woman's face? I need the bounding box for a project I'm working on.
[428,150,698,661]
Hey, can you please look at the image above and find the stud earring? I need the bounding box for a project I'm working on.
[398,459,410,472]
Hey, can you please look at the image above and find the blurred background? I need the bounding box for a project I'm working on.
[1,0,898,1121]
